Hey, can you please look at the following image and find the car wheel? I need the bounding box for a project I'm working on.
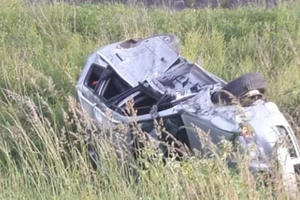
[222,72,267,98]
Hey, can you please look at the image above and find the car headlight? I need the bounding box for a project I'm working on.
[237,123,257,152]
[241,123,255,138]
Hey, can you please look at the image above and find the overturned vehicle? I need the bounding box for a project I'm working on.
[76,34,300,191]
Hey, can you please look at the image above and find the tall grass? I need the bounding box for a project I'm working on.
[0,0,299,199]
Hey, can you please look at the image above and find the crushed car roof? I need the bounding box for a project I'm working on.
[97,34,180,87]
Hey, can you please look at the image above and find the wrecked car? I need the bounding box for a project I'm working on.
[76,34,300,192]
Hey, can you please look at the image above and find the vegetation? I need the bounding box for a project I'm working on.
[0,0,299,199]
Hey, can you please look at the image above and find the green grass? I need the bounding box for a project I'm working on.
[0,0,300,199]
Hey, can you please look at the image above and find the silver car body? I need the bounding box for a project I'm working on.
[76,34,300,180]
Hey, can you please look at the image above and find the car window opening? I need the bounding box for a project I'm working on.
[126,85,177,116]
[101,75,131,100]
[120,92,157,116]
[97,71,177,116]
[105,84,174,116]
[133,93,157,115]
[85,63,105,90]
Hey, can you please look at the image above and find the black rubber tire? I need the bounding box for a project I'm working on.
[222,72,267,98]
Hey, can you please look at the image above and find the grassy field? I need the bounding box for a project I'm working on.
[0,0,300,199]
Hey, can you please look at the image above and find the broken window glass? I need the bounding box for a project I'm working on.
[98,69,131,101]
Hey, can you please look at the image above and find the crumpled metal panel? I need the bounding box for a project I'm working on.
[98,35,179,87]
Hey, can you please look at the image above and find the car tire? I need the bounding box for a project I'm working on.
[222,72,267,98]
